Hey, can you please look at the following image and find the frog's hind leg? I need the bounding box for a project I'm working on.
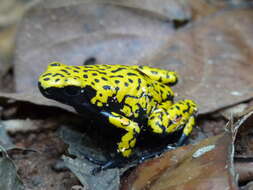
[145,99,197,158]
[136,100,197,163]
[166,100,197,146]
[148,99,197,143]
[134,65,178,85]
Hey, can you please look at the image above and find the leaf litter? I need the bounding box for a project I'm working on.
[0,0,252,189]
[0,149,25,190]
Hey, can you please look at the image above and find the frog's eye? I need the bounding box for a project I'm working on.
[64,86,81,96]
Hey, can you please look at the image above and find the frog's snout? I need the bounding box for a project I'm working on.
[38,82,53,97]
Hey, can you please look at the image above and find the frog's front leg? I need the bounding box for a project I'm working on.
[101,111,140,157]
[92,111,140,173]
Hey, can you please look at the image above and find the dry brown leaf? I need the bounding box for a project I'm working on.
[187,0,242,20]
[14,3,176,93]
[220,103,248,120]
[235,161,253,183]
[231,111,253,183]
[0,0,41,58]
[139,7,253,113]
[0,0,40,26]
[39,0,192,21]
[0,90,75,113]
[234,111,253,158]
[121,132,238,190]
[241,181,253,190]
[0,0,41,91]
[0,25,17,76]
[9,5,253,114]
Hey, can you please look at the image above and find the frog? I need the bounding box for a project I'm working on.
[38,62,197,173]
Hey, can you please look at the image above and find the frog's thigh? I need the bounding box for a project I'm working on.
[148,100,197,135]
[100,111,140,157]
[166,100,197,145]
[147,110,167,135]
[165,100,197,136]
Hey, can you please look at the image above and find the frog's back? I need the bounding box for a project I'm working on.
[78,64,175,117]
[39,62,175,118]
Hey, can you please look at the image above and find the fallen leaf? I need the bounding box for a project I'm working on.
[229,111,253,186]
[9,5,252,114]
[63,156,120,190]
[14,2,176,93]
[187,0,231,20]
[0,0,41,78]
[0,150,25,190]
[220,103,248,120]
[39,0,192,21]
[0,122,15,150]
[240,181,253,190]
[121,132,238,190]
[0,90,75,113]
[0,0,40,26]
[139,7,253,113]
[235,161,253,183]
[234,111,253,158]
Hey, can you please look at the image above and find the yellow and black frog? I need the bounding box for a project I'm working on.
[38,61,197,173]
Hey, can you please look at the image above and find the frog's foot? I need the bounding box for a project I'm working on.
[81,152,127,175]
[176,133,188,146]
[133,145,176,164]
[82,154,107,166]
[82,152,127,175]
[135,132,190,164]
[92,156,127,175]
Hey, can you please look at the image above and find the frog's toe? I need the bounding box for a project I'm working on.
[91,156,127,175]
[136,145,176,163]
[82,154,107,166]
[92,166,102,175]
[176,133,188,146]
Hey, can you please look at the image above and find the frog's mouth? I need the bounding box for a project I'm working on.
[38,82,97,107]
[38,82,68,104]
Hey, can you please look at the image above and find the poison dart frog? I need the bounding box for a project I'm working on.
[38,62,197,173]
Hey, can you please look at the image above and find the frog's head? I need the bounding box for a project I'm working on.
[38,62,96,106]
